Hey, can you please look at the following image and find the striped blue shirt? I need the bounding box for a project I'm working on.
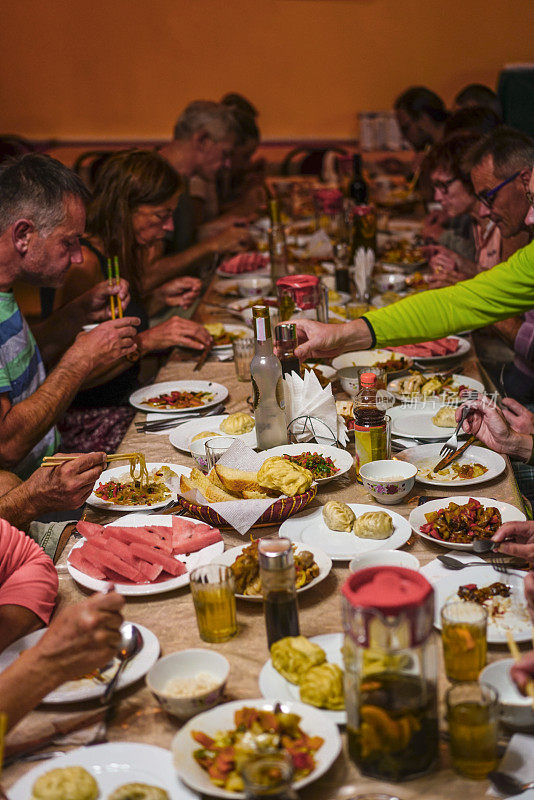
[0,292,58,478]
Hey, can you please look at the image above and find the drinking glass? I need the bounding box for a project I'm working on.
[446,682,499,779]
[205,436,236,471]
[242,753,297,799]
[345,300,371,320]
[441,600,487,682]
[190,564,237,643]
[233,337,255,381]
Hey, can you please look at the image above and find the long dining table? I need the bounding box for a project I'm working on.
[3,271,531,800]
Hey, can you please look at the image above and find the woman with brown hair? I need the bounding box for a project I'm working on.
[53,149,212,452]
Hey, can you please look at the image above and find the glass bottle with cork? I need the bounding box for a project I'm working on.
[274,323,300,378]
[268,198,288,282]
[251,305,288,450]
[258,538,300,648]
[353,371,389,474]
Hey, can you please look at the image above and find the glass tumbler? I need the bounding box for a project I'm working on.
[233,337,255,381]
[190,564,237,643]
[446,682,499,779]
[441,600,487,682]
[205,436,237,471]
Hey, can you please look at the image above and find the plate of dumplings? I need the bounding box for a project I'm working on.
[278,502,412,561]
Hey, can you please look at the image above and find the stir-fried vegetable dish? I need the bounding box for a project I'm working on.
[420,498,502,543]
[283,452,339,479]
[371,356,411,372]
[192,706,324,791]
[95,465,175,506]
[458,582,511,604]
[396,371,468,399]
[231,539,319,596]
[143,390,214,410]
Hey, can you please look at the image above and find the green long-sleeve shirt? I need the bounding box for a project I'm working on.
[364,240,534,347]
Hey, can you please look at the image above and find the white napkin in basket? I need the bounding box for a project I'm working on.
[284,369,348,446]
[178,439,299,535]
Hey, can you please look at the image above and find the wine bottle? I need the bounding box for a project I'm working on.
[251,306,288,449]
[268,199,288,281]
[349,154,369,204]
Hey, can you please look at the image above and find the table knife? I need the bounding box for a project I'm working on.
[432,434,476,472]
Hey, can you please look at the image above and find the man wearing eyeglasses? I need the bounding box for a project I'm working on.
[291,132,534,367]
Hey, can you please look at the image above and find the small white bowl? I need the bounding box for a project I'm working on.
[188,438,211,472]
[336,366,361,396]
[480,659,534,730]
[146,649,229,720]
[349,549,420,573]
[237,277,273,297]
[374,273,407,294]
[359,459,417,505]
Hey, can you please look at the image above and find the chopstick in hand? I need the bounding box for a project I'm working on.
[506,630,534,709]
[113,256,123,318]
[106,258,116,320]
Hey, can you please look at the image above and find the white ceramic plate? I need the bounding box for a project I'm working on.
[279,503,412,561]
[171,698,342,799]
[410,496,526,551]
[259,633,345,725]
[67,511,224,596]
[387,374,483,403]
[260,443,353,485]
[433,565,530,644]
[398,444,506,487]
[227,295,277,314]
[205,324,251,351]
[0,623,159,703]
[302,363,338,385]
[332,349,412,378]
[212,542,332,601]
[86,462,185,512]
[327,290,351,306]
[9,743,197,800]
[130,380,228,414]
[386,336,471,364]
[387,402,466,439]
[169,414,258,451]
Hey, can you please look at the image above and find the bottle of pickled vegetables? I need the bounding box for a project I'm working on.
[353,372,388,474]
[341,567,439,781]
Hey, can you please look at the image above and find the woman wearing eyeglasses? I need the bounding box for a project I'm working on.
[422,133,503,288]
[51,150,212,452]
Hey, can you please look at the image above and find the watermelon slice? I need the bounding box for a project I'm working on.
[81,541,144,583]
[103,526,173,554]
[171,516,222,554]
[89,534,161,583]
[76,520,104,539]
[129,542,186,577]
[69,548,107,580]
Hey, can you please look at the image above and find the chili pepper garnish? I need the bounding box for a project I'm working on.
[283,452,339,478]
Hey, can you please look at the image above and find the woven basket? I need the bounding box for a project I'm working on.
[177,484,317,529]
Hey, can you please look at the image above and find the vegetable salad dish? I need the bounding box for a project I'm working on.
[143,390,214,410]
[420,498,502,544]
[283,452,339,480]
[191,706,324,792]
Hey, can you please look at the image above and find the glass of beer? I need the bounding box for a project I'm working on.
[441,600,488,681]
[190,564,237,643]
[446,682,499,779]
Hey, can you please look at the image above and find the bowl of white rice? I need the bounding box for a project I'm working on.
[146,649,229,719]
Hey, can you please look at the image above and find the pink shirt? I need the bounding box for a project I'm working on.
[0,519,58,625]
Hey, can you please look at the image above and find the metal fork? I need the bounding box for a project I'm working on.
[438,405,471,457]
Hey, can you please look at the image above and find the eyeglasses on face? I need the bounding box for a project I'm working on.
[432,176,458,194]
[475,171,520,208]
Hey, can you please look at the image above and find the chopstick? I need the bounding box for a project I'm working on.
[114,256,123,318]
[41,452,142,467]
[106,258,116,320]
[193,342,213,372]
[506,630,534,709]
[106,256,123,320]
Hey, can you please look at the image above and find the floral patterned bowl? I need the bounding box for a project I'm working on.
[146,649,229,720]
[359,459,417,505]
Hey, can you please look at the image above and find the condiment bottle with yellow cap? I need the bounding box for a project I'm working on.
[341,566,438,781]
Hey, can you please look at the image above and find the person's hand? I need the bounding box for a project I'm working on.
[152,276,202,309]
[511,649,534,695]
[456,394,533,459]
[144,317,212,352]
[501,397,534,435]
[210,223,252,254]
[427,244,458,273]
[80,279,131,323]
[24,452,106,513]
[422,209,449,242]
[71,317,140,370]
[293,318,371,360]
[32,591,124,684]
[492,522,534,564]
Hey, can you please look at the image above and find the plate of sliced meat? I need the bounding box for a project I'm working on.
[67,514,224,596]
[386,336,470,363]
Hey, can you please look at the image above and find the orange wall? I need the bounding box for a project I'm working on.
[0,0,529,141]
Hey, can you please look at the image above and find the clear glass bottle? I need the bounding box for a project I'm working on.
[251,306,288,450]
[258,538,300,648]
[274,323,300,378]
[342,567,439,782]
[268,199,288,282]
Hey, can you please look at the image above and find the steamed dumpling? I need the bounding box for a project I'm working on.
[220,412,255,435]
[299,662,345,710]
[190,431,221,443]
[353,511,393,539]
[432,406,457,428]
[32,767,99,800]
[323,501,356,532]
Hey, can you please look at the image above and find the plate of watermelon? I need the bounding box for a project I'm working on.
[386,335,471,363]
[67,513,225,596]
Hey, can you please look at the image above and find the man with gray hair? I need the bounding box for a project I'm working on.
[143,101,252,297]
[0,154,139,478]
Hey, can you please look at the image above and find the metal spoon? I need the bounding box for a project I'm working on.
[437,555,493,570]
[488,770,534,795]
[101,623,143,704]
